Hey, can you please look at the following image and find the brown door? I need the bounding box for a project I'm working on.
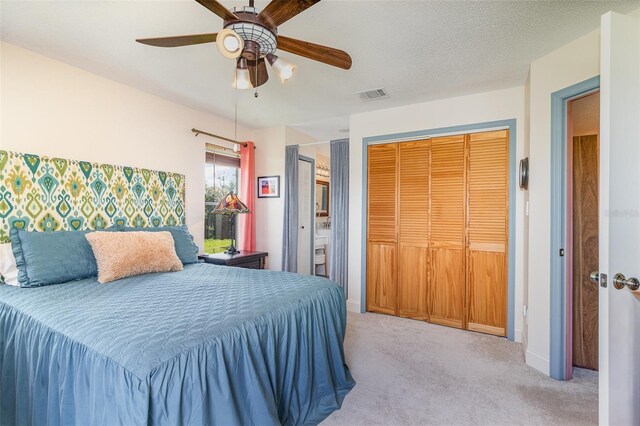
[428,135,466,329]
[366,143,398,315]
[466,130,509,336]
[572,134,599,370]
[397,141,430,320]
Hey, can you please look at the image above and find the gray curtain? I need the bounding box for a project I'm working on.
[282,145,299,272]
[329,139,349,296]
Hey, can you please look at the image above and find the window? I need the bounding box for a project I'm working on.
[205,150,241,254]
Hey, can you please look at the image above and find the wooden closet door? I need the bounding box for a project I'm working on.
[466,130,508,336]
[397,141,430,320]
[367,143,398,315]
[429,135,466,329]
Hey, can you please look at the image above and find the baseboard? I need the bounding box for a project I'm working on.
[526,349,550,375]
[514,329,522,343]
[346,299,361,313]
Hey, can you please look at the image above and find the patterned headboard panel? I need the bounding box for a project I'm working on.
[0,150,185,242]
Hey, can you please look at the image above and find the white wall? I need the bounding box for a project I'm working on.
[252,126,286,270]
[526,29,600,375]
[0,42,252,250]
[348,86,528,340]
[251,125,316,270]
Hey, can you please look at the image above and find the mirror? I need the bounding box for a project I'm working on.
[315,180,329,217]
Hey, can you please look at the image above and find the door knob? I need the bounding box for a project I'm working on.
[613,273,640,291]
[590,271,600,285]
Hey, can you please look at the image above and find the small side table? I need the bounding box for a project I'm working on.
[199,251,268,270]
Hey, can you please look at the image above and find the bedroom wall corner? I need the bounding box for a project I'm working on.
[348,86,527,324]
[0,41,253,251]
[251,125,316,271]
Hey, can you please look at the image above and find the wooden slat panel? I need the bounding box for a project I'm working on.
[430,135,465,244]
[368,144,398,243]
[572,134,599,370]
[466,130,508,336]
[398,244,429,320]
[366,243,397,314]
[468,130,508,244]
[429,135,465,328]
[397,140,430,320]
[467,250,507,336]
[429,247,465,328]
[399,140,429,245]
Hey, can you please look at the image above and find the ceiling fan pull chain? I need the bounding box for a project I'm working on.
[254,61,259,98]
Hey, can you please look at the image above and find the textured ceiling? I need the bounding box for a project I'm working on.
[1,1,638,139]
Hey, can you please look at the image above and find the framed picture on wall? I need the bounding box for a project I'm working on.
[257,176,280,198]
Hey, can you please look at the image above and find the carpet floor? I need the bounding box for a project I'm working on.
[324,312,598,426]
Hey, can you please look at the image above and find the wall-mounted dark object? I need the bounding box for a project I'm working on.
[519,157,529,190]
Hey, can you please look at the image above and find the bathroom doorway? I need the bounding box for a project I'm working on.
[296,142,332,278]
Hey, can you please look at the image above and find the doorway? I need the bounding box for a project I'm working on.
[549,75,600,381]
[568,91,600,372]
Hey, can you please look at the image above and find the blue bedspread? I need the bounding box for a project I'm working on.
[0,264,354,425]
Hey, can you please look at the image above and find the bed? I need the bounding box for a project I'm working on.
[0,262,354,425]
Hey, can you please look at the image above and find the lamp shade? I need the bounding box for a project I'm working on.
[266,53,296,84]
[232,58,253,90]
[212,193,250,214]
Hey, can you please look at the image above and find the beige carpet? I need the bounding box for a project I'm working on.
[324,313,598,426]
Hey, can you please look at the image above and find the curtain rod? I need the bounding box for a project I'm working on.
[192,128,252,148]
[297,141,331,147]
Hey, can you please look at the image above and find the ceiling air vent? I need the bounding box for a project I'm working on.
[356,88,389,102]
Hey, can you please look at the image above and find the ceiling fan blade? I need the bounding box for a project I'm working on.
[259,0,319,28]
[136,33,218,48]
[277,35,352,70]
[248,58,269,88]
[195,0,238,21]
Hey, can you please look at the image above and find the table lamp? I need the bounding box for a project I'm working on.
[212,192,250,255]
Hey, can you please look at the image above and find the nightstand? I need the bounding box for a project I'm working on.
[199,251,268,270]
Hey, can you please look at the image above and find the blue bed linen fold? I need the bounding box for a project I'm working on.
[0,264,354,425]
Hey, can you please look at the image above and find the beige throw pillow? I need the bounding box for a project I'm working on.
[85,231,183,283]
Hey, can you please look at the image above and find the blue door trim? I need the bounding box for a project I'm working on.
[361,119,517,341]
[549,76,600,380]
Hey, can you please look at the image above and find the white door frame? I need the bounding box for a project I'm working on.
[298,155,315,275]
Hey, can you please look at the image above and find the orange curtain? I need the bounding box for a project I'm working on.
[239,141,256,251]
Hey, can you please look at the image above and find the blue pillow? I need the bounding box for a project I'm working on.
[10,228,98,288]
[117,225,199,264]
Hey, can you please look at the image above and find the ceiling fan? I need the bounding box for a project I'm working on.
[136,0,352,90]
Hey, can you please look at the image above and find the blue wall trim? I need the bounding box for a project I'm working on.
[361,119,517,341]
[549,76,600,381]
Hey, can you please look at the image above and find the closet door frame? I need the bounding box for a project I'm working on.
[360,119,518,341]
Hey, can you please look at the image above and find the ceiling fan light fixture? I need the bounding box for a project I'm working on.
[216,29,244,59]
[232,58,253,90]
[266,53,296,84]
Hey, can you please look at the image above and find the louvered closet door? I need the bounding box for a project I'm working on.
[466,130,508,336]
[397,141,430,320]
[429,135,466,329]
[367,143,398,315]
